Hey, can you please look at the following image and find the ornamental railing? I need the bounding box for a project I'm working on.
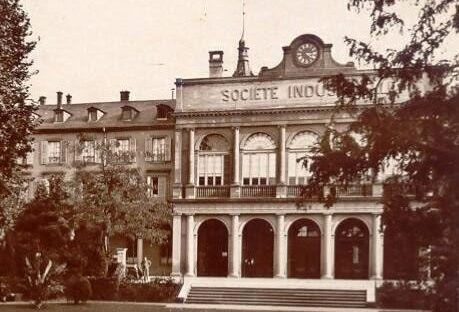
[196,186,230,198]
[241,185,276,198]
[333,184,373,197]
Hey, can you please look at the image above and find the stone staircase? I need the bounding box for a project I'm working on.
[185,286,368,308]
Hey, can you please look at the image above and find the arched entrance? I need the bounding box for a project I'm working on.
[197,219,228,276]
[242,218,274,277]
[335,218,369,279]
[288,219,321,278]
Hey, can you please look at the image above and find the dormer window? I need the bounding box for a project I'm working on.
[156,104,173,120]
[54,109,71,123]
[121,106,138,121]
[87,107,104,122]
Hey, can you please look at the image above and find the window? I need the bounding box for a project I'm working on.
[156,104,172,119]
[160,228,172,265]
[145,137,171,162]
[89,110,98,121]
[81,140,96,163]
[146,176,159,197]
[48,141,61,163]
[55,111,64,122]
[121,106,137,121]
[288,131,318,185]
[198,154,224,186]
[242,153,276,185]
[110,138,135,163]
[198,134,229,186]
[242,133,276,185]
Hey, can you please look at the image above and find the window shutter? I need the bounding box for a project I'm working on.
[158,176,166,198]
[74,140,82,162]
[95,140,102,164]
[61,141,68,163]
[26,150,34,165]
[224,154,231,185]
[165,136,171,161]
[144,137,152,162]
[129,138,136,162]
[40,141,48,165]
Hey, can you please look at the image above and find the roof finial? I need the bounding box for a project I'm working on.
[241,0,246,41]
[233,0,253,77]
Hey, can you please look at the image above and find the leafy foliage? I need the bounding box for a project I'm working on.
[303,1,458,311]
[0,0,38,197]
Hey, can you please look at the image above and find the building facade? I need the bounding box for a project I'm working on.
[26,91,175,275]
[171,34,388,284]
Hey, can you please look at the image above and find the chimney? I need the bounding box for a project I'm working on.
[209,51,224,78]
[120,90,130,101]
[38,96,46,105]
[66,94,72,104]
[56,91,63,108]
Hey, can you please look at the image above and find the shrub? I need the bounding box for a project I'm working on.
[117,278,179,302]
[377,281,432,310]
[89,277,119,300]
[65,275,92,304]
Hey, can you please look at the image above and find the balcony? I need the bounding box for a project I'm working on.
[241,185,276,198]
[333,184,373,197]
[196,186,230,198]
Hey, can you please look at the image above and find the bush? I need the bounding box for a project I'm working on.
[89,277,119,300]
[377,281,432,310]
[65,275,92,304]
[117,278,179,302]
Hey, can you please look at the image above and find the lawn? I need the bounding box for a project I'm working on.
[0,302,173,312]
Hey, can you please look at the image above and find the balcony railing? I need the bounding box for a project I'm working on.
[333,184,373,197]
[196,186,230,198]
[241,185,276,198]
[287,185,303,197]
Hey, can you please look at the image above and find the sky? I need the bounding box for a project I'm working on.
[21,0,458,104]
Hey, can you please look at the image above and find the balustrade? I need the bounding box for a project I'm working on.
[196,186,230,198]
[241,185,276,198]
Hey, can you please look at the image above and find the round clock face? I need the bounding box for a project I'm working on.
[295,42,319,66]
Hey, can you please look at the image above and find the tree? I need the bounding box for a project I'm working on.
[0,0,38,197]
[303,1,458,311]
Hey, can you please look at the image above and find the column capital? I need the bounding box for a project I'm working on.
[185,213,195,217]
[230,213,240,217]
[232,126,240,131]
[277,124,287,129]
[173,212,183,217]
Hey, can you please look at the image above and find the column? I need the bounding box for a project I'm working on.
[185,214,195,276]
[173,130,183,198]
[171,213,182,276]
[229,214,240,277]
[233,127,240,185]
[322,213,334,279]
[371,213,383,279]
[278,125,286,185]
[275,214,286,278]
[136,238,143,266]
[188,129,195,185]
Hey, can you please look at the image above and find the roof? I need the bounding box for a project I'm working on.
[35,99,175,131]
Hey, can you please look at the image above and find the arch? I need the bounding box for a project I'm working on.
[198,134,230,152]
[242,132,276,150]
[334,218,369,279]
[288,131,319,150]
[288,218,321,278]
[197,219,228,277]
[242,218,274,277]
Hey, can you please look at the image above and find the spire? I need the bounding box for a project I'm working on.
[233,0,254,77]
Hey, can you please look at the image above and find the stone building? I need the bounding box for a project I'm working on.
[25,91,175,275]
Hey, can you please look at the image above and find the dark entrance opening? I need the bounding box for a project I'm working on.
[242,218,274,277]
[288,219,321,278]
[335,218,369,279]
[197,219,228,276]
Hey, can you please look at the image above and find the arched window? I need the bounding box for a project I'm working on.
[198,134,230,186]
[242,133,276,186]
[288,131,318,185]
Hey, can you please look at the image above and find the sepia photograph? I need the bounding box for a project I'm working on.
[0,0,458,311]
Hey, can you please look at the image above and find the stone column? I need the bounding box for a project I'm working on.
[136,238,143,267]
[173,130,183,198]
[231,127,241,198]
[171,213,182,276]
[188,129,195,185]
[371,213,383,279]
[275,214,286,278]
[229,214,240,277]
[185,214,195,276]
[185,129,195,198]
[276,126,287,198]
[322,213,334,279]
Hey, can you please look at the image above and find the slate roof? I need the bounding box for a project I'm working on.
[35,99,175,131]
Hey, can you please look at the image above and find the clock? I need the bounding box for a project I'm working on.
[295,42,319,66]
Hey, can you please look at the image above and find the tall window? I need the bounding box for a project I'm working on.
[242,133,276,185]
[198,134,229,186]
[81,140,95,163]
[146,176,159,197]
[287,131,318,185]
[110,138,135,163]
[145,137,170,162]
[48,141,61,163]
